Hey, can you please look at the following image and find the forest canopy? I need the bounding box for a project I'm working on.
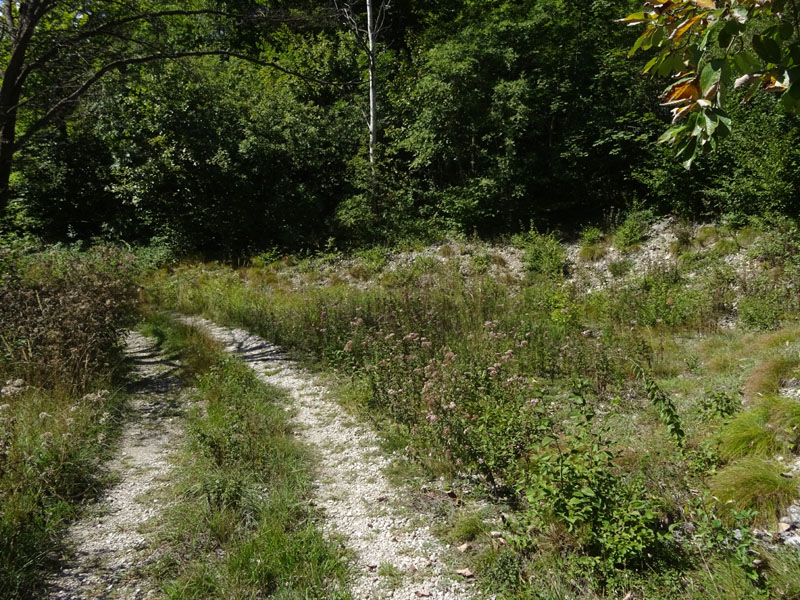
[1,0,799,256]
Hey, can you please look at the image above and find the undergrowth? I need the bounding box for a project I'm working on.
[143,221,800,599]
[0,244,138,599]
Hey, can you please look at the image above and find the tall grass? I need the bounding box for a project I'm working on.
[710,457,799,526]
[0,245,138,599]
[144,233,800,599]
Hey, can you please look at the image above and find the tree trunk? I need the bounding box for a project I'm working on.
[0,1,40,222]
[0,115,16,218]
[366,0,377,170]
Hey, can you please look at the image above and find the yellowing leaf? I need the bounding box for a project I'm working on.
[663,80,700,105]
[693,0,716,8]
[764,74,789,93]
[671,103,696,123]
[646,1,676,15]
[670,15,702,41]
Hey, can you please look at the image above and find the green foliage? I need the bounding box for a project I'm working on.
[608,258,633,278]
[636,364,685,450]
[578,226,608,262]
[624,0,800,166]
[682,497,763,588]
[700,390,741,419]
[521,392,665,572]
[738,275,797,330]
[515,230,567,278]
[146,240,800,598]
[614,209,655,251]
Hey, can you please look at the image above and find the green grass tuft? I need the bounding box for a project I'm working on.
[709,457,799,526]
[717,405,777,460]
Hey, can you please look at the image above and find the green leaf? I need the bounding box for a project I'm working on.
[733,51,761,74]
[700,61,722,96]
[643,55,661,74]
[644,25,666,52]
[778,20,794,41]
[580,486,596,497]
[780,91,799,111]
[789,77,800,99]
[657,125,686,145]
[704,111,718,136]
[675,136,697,169]
[628,29,653,56]
[716,112,732,138]
[753,35,782,64]
[717,20,737,49]
[789,43,800,66]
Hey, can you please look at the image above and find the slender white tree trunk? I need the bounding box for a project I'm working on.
[366,0,377,168]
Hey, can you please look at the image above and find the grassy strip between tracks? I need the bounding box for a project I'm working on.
[139,313,351,600]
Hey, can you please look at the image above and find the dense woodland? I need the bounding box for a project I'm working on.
[1,0,799,255]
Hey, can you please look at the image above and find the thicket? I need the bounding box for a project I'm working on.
[5,1,800,256]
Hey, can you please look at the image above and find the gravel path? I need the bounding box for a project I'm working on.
[45,332,183,600]
[179,315,477,600]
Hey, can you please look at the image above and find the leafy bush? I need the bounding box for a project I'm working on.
[614,209,655,251]
[738,276,797,330]
[516,230,567,277]
[748,220,800,267]
[700,390,741,419]
[522,394,665,571]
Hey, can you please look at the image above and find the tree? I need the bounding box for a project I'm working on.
[334,0,391,169]
[623,0,800,167]
[0,0,308,221]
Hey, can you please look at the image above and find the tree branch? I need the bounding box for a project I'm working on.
[16,7,286,89]
[13,49,356,151]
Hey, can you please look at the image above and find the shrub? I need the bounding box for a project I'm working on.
[738,277,795,330]
[700,390,741,419]
[0,246,138,392]
[614,209,655,251]
[517,230,567,277]
[748,221,800,268]
[522,395,665,571]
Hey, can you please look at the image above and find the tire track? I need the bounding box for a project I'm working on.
[179,315,476,600]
